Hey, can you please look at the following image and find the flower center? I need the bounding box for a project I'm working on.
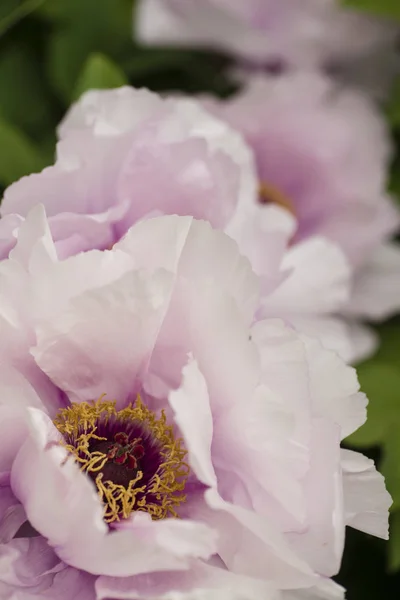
[53,397,189,523]
[258,181,295,216]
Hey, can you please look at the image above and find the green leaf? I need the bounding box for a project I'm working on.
[389,511,400,571]
[342,0,400,20]
[387,78,400,129]
[43,0,133,102]
[354,321,400,371]
[347,321,400,515]
[0,0,20,21]
[389,157,400,204]
[73,53,128,100]
[381,432,400,511]
[0,41,55,137]
[348,363,400,447]
[0,0,46,35]
[348,322,400,446]
[0,114,48,186]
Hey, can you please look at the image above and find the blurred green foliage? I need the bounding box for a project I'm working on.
[0,1,400,598]
[343,0,400,20]
[347,320,400,576]
[73,53,128,100]
[0,0,233,188]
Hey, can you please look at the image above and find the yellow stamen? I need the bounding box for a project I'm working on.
[259,181,295,216]
[54,396,190,523]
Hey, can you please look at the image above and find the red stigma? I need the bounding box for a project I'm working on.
[107,434,144,469]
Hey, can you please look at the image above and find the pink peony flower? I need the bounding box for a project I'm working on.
[2,86,363,361]
[135,0,399,96]
[201,72,400,352]
[0,206,391,599]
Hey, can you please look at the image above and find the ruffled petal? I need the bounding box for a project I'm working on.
[169,358,217,488]
[0,537,60,592]
[0,537,96,600]
[115,215,259,325]
[136,0,398,72]
[285,316,355,363]
[8,205,57,270]
[260,237,350,315]
[346,242,400,321]
[96,560,279,600]
[0,484,25,543]
[32,268,174,406]
[341,449,391,539]
[0,214,23,260]
[300,334,367,439]
[285,419,344,578]
[199,488,317,590]
[344,321,379,364]
[227,204,295,292]
[58,87,162,139]
[282,578,345,600]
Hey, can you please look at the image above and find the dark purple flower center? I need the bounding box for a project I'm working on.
[53,397,189,523]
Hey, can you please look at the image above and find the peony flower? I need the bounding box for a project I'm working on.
[0,206,391,599]
[135,0,399,97]
[2,85,362,361]
[200,72,400,357]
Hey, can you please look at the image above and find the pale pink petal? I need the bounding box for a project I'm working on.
[285,419,344,578]
[136,0,253,53]
[28,247,134,323]
[344,321,379,364]
[32,269,174,406]
[5,85,255,259]
[112,97,255,233]
[226,204,295,291]
[285,316,355,363]
[0,484,25,543]
[8,205,57,270]
[136,0,398,72]
[346,242,400,321]
[202,72,398,268]
[300,335,367,439]
[0,407,31,476]
[291,317,377,365]
[341,449,391,539]
[251,319,311,430]
[178,283,260,414]
[169,358,217,488]
[200,488,318,589]
[214,382,306,531]
[135,0,311,65]
[260,237,350,315]
[41,567,96,600]
[0,326,60,417]
[3,133,128,218]
[0,537,96,600]
[58,87,163,139]
[283,578,345,600]
[0,214,23,260]
[97,560,279,599]
[0,365,46,413]
[57,87,257,246]
[116,137,239,233]
[48,207,128,259]
[0,537,60,591]
[116,215,259,325]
